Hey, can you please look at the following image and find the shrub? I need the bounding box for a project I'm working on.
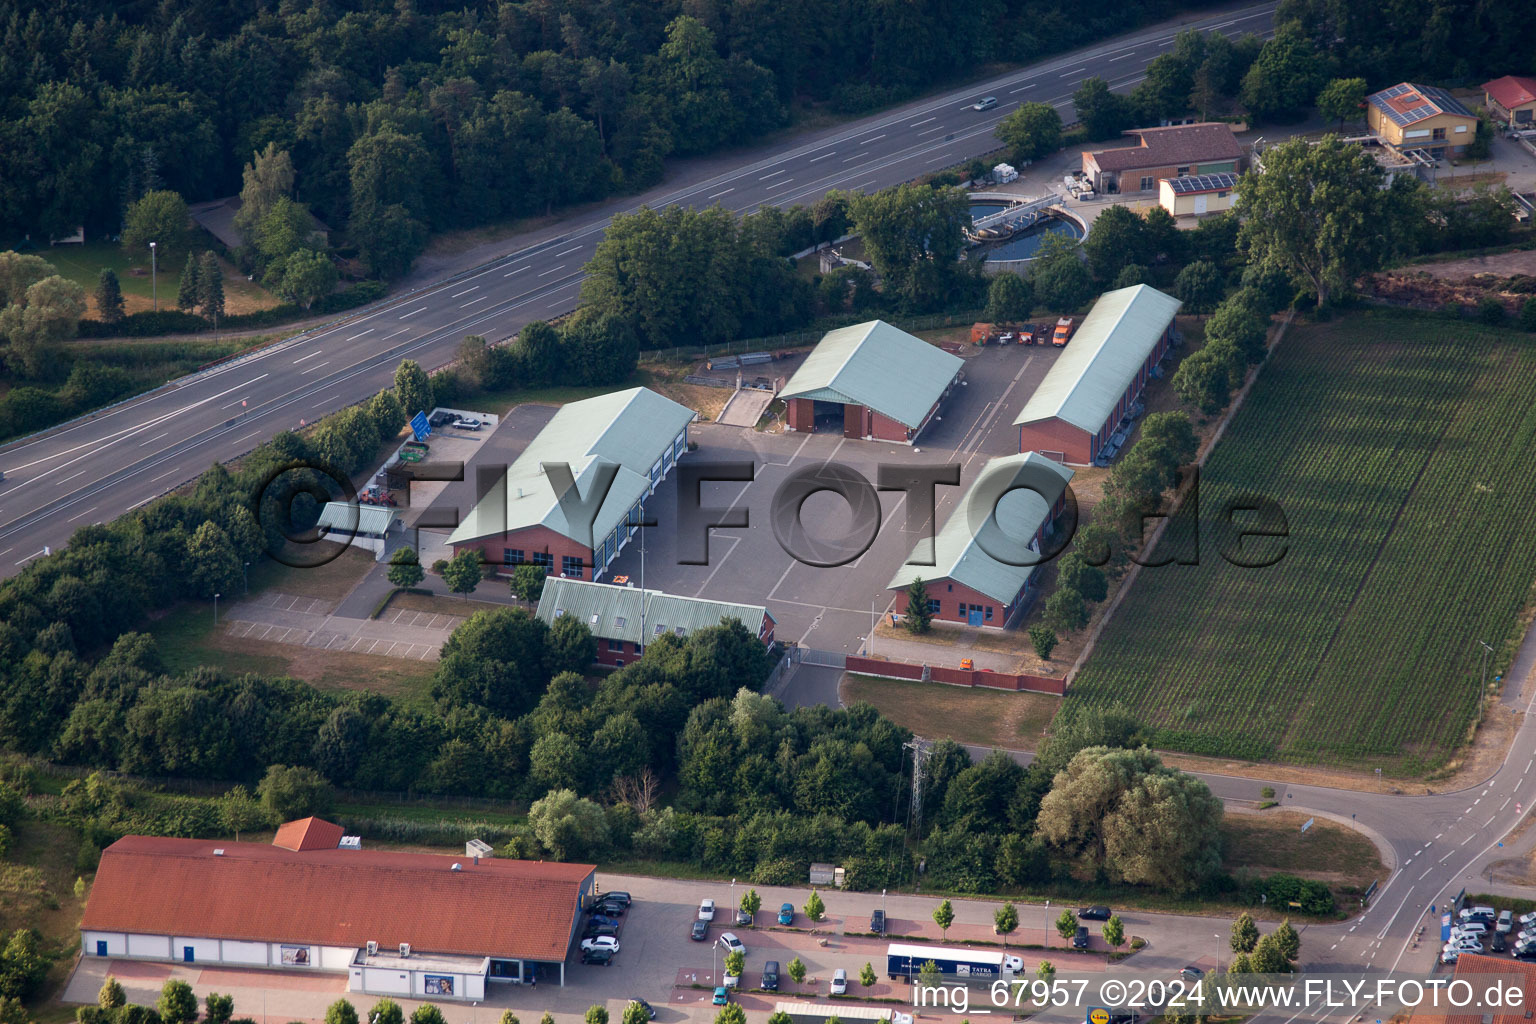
[1477,297,1505,325]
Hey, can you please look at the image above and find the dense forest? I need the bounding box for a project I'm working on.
[0,0,1237,262]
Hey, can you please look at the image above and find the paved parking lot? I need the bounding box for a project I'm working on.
[65,869,1222,1024]
[604,343,1062,652]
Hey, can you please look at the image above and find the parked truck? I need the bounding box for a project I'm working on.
[1052,317,1075,347]
[886,942,1023,981]
[775,1003,912,1024]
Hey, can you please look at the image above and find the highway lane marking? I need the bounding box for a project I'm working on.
[150,468,182,482]
[808,151,836,162]
[918,125,946,135]
[293,350,322,362]
[858,133,886,144]
[760,169,787,179]
[1109,49,1137,61]
[856,180,878,191]
[460,295,488,306]
[450,286,479,298]
[843,151,870,162]
[1474,797,1481,804]
[504,266,528,277]
[233,431,263,446]
[1526,758,1532,773]
[1422,842,1431,850]
[399,306,428,318]
[66,506,97,523]
[300,361,331,374]
[708,187,735,198]
[1009,83,1037,93]
[926,154,951,164]
[59,470,86,483]
[346,328,375,341]
[1418,867,1432,880]
[1502,797,1511,809]
[1440,849,1455,862]
[384,327,410,339]
[14,550,45,566]
[553,246,582,257]
[910,117,935,127]
[766,178,795,191]
[1461,832,1475,844]
[1435,832,1443,839]
[139,431,169,445]
[1060,65,1088,76]
[537,264,567,277]
[1485,814,1497,827]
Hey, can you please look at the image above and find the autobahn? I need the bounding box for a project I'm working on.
[0,0,1277,574]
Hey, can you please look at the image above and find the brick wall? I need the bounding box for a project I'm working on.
[786,397,815,432]
[846,655,1066,695]
[1018,419,1092,464]
[453,523,595,580]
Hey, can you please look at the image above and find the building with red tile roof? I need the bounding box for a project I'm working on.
[1080,123,1244,193]
[1415,953,1536,1024]
[80,823,596,993]
[1483,76,1536,126]
[271,816,345,851]
[1367,83,1477,159]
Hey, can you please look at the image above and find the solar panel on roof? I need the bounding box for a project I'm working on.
[1168,172,1237,194]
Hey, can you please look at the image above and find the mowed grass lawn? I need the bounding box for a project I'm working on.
[841,673,1059,750]
[43,239,279,317]
[1068,310,1536,774]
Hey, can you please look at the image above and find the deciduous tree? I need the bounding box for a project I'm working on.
[393,360,432,418]
[997,103,1063,164]
[1316,77,1366,130]
[157,980,198,1024]
[218,784,267,840]
[387,547,424,589]
[985,272,1034,322]
[257,763,333,821]
[932,898,954,939]
[994,902,1019,945]
[441,549,484,599]
[121,190,190,262]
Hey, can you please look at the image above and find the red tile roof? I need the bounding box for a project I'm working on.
[81,835,594,962]
[1484,75,1536,111]
[272,817,345,852]
[1419,953,1536,1024]
[1087,123,1243,172]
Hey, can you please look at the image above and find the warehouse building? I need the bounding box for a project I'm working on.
[1158,172,1239,218]
[314,502,400,560]
[80,819,596,992]
[887,453,1073,627]
[536,577,774,667]
[1080,122,1243,194]
[1367,82,1476,161]
[1014,284,1182,466]
[448,387,695,580]
[780,320,963,444]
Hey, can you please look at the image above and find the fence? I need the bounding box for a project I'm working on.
[845,654,1066,695]
[645,309,986,363]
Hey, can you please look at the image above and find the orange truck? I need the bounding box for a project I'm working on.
[1052,317,1075,347]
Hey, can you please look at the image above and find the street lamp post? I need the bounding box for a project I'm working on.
[731,878,736,921]
[1045,899,1050,948]
[883,888,887,925]
[213,593,220,625]
[871,599,876,656]
[148,242,157,311]
[243,561,250,595]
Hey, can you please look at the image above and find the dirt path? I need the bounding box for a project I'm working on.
[1414,249,1536,279]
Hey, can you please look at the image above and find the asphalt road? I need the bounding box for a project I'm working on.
[0,1,1277,576]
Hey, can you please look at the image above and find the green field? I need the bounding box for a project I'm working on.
[1068,310,1536,773]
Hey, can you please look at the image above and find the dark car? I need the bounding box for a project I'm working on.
[871,909,886,935]
[1079,906,1113,921]
[691,919,709,941]
[589,913,620,927]
[584,923,619,940]
[629,1001,656,1020]
[593,900,626,917]
[1492,932,1508,953]
[581,947,615,966]
[762,960,780,991]
[1514,947,1536,961]
[602,891,633,906]
[428,411,455,427]
[1072,926,1090,949]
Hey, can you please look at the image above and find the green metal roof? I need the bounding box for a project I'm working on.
[448,387,695,548]
[779,320,963,429]
[887,453,1074,605]
[1013,285,1182,433]
[316,501,396,537]
[535,577,771,644]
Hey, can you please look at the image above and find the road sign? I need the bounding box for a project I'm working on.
[410,411,430,441]
[1301,817,1315,833]
[1089,1008,1111,1024]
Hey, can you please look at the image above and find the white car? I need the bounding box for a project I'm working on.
[580,936,619,953]
[699,899,716,921]
[453,416,482,430]
[1441,949,1459,964]
[1461,906,1497,920]
[1519,911,1536,925]
[1498,911,1514,933]
[717,932,745,956]
[831,969,847,995]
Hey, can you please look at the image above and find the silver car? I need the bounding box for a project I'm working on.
[972,97,998,111]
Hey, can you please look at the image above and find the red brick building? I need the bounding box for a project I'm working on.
[1014,284,1181,466]
[1081,122,1243,194]
[448,387,694,580]
[536,577,774,668]
[781,320,963,444]
[887,452,1073,628]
